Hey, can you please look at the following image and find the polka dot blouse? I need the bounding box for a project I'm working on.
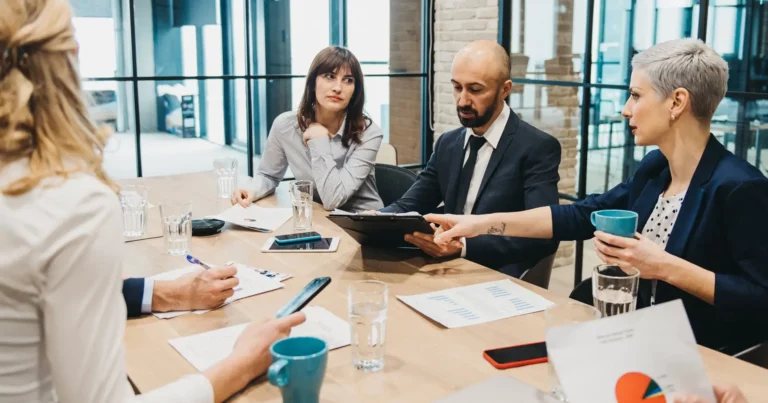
[642,191,686,248]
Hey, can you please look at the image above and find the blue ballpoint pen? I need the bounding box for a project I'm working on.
[186,255,241,290]
[186,254,213,270]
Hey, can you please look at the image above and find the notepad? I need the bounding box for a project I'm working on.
[211,204,293,232]
[149,263,284,319]
[397,279,554,328]
[168,306,351,371]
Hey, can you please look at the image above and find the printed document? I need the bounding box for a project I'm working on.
[211,204,292,232]
[150,263,284,319]
[397,279,554,328]
[547,300,716,403]
[169,306,350,371]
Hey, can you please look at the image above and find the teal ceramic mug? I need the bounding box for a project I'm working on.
[268,336,328,403]
[590,210,638,238]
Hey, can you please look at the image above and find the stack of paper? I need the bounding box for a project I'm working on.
[211,204,292,232]
[397,279,554,328]
[150,263,285,319]
[547,300,716,403]
[168,306,351,371]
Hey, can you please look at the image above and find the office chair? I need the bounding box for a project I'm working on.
[520,253,556,289]
[374,164,418,207]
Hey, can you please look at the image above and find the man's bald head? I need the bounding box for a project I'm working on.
[452,40,511,84]
[450,40,512,132]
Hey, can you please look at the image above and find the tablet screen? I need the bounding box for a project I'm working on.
[269,238,334,251]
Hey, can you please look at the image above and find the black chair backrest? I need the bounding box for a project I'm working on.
[374,164,418,207]
[520,253,556,289]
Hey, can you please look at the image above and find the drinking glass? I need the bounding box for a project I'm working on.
[159,202,192,255]
[213,157,238,199]
[545,302,601,402]
[347,280,388,372]
[289,180,313,231]
[592,264,640,317]
[119,185,148,237]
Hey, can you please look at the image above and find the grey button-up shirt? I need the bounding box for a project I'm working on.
[249,110,384,212]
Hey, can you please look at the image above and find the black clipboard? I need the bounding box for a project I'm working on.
[327,214,434,247]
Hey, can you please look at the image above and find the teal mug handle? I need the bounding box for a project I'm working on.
[590,211,597,227]
[268,359,289,388]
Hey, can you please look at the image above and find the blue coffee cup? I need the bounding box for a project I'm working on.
[268,336,328,403]
[590,209,638,238]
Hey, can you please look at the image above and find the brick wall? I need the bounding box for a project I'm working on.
[433,0,577,267]
[433,0,499,136]
[389,0,423,165]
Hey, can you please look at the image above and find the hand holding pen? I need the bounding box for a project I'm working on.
[150,255,241,311]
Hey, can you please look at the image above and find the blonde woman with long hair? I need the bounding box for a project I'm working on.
[0,1,304,402]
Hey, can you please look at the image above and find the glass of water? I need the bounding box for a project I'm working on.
[289,180,313,231]
[159,202,192,255]
[119,185,148,237]
[592,264,640,317]
[213,157,238,199]
[545,302,600,401]
[347,280,388,372]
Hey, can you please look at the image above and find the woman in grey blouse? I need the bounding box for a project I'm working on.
[232,46,384,212]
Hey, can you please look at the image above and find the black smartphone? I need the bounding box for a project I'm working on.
[274,231,322,244]
[275,277,332,318]
[483,341,548,369]
[269,238,336,251]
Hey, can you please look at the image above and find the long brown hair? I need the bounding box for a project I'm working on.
[297,46,370,148]
[0,0,117,196]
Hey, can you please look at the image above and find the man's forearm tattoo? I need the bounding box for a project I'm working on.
[487,222,506,235]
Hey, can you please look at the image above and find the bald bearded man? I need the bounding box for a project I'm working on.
[380,40,561,278]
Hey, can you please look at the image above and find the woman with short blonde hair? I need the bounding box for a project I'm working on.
[0,1,303,402]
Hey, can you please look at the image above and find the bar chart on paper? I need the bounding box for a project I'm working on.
[397,280,555,328]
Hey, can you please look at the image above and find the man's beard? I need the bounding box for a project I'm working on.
[456,95,499,128]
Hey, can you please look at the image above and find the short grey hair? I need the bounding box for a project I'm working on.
[631,38,729,122]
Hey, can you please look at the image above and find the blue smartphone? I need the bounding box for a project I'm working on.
[275,277,332,318]
[273,231,322,245]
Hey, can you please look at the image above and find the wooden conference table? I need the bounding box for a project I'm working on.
[121,172,768,402]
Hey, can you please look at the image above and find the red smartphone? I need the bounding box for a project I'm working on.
[483,341,548,369]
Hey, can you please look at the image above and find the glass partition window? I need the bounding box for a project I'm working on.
[89,0,427,178]
[505,0,768,199]
[509,0,587,83]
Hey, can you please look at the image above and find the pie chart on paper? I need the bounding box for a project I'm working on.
[615,372,667,403]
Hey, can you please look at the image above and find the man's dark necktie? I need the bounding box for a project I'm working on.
[454,135,486,214]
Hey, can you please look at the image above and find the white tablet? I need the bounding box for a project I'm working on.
[261,237,340,253]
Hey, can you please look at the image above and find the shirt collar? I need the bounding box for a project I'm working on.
[333,116,347,138]
[464,103,509,150]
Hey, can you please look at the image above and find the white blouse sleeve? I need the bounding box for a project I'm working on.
[40,182,213,403]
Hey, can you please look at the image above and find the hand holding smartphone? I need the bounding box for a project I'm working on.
[483,341,548,369]
[275,277,332,318]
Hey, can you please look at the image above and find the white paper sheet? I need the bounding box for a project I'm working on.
[434,375,559,403]
[149,264,284,319]
[225,261,293,282]
[211,204,293,232]
[168,306,351,371]
[547,300,716,403]
[397,279,554,328]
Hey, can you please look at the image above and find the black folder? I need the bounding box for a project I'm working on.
[327,213,435,247]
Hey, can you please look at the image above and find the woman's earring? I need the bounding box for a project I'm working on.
[671,114,675,121]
